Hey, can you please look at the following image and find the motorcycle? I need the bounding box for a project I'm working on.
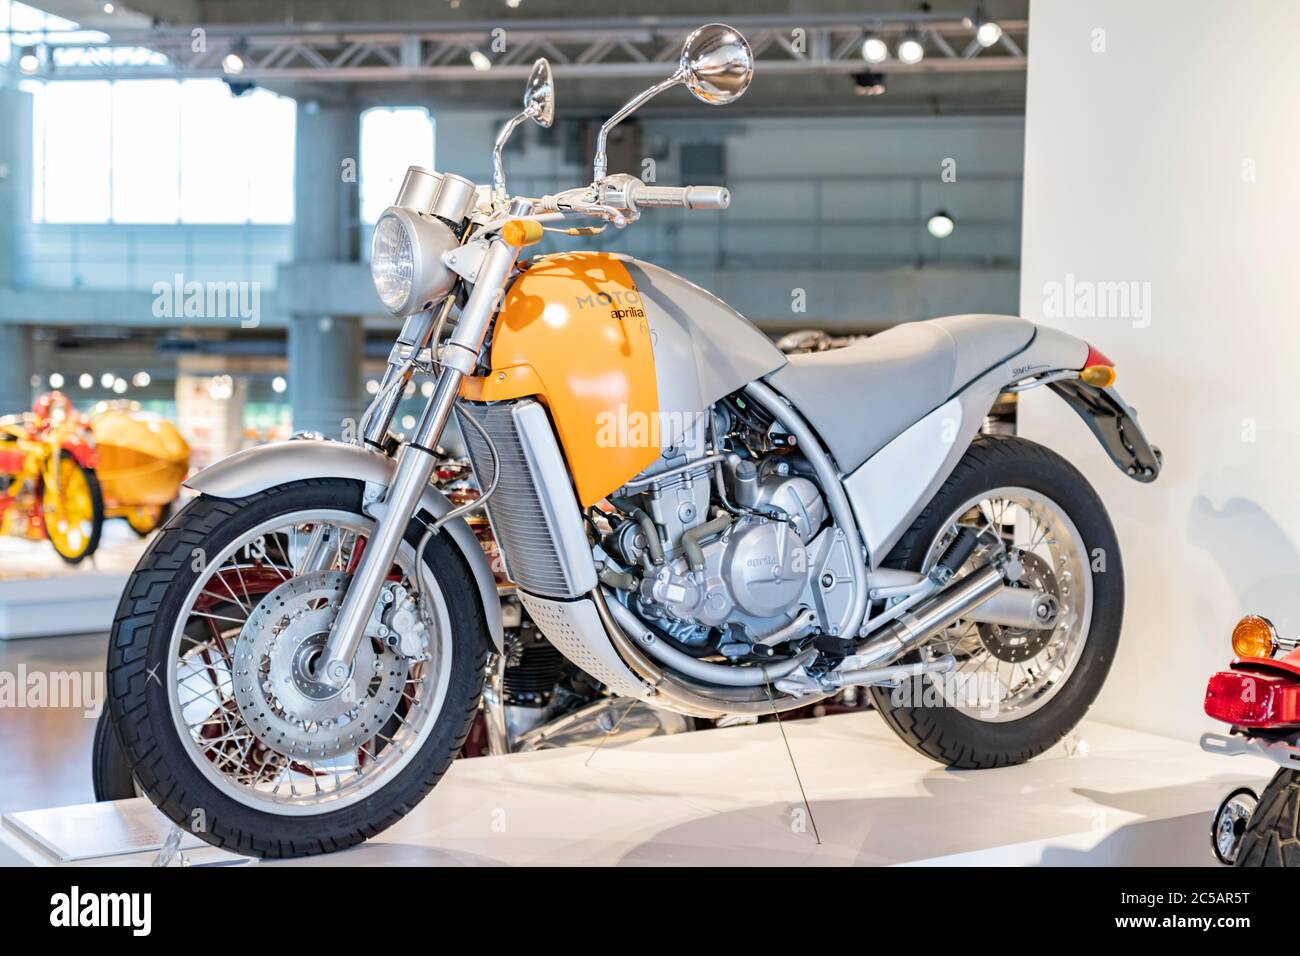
[105,23,1162,858]
[1202,614,1300,866]
[0,391,104,563]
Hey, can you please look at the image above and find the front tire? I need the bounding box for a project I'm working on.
[1235,769,1300,867]
[869,435,1123,769]
[107,478,489,858]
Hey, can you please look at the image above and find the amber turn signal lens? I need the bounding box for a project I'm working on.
[1080,364,1116,388]
[1232,614,1278,659]
[500,219,544,247]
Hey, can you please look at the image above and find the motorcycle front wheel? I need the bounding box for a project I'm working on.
[106,477,488,858]
[869,435,1122,769]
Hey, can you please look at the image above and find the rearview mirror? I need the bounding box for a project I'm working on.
[493,57,555,200]
[593,23,752,181]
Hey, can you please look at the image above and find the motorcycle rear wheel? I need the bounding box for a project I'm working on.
[1234,768,1300,867]
[106,477,489,858]
[869,435,1122,769]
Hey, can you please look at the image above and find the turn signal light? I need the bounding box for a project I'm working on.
[1204,669,1300,727]
[501,219,544,247]
[1080,365,1116,388]
[1232,614,1278,659]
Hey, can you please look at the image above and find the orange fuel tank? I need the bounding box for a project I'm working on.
[460,252,661,506]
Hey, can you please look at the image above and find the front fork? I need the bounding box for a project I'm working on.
[318,232,521,687]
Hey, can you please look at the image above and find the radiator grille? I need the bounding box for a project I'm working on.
[458,401,587,598]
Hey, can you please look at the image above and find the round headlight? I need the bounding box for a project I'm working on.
[371,214,415,313]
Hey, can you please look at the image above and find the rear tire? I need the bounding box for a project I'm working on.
[868,435,1123,769]
[1235,768,1300,867]
[107,478,489,858]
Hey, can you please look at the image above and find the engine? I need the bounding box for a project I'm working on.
[598,399,850,658]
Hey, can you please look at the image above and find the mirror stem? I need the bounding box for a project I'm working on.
[492,110,531,202]
[593,72,682,182]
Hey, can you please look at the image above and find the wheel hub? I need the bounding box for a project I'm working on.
[977,552,1061,663]
[232,570,410,760]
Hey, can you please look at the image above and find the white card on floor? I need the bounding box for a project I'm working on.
[2,798,207,861]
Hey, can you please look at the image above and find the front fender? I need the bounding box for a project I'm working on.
[185,439,504,650]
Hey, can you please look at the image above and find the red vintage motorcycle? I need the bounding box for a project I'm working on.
[1201,614,1300,866]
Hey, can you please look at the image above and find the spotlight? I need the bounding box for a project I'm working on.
[977,20,1003,47]
[469,49,492,72]
[132,371,151,387]
[861,36,888,64]
[271,375,287,394]
[112,377,128,394]
[18,46,40,75]
[49,373,64,389]
[103,2,115,12]
[222,40,247,75]
[366,379,380,395]
[78,373,93,389]
[101,372,116,388]
[420,380,434,398]
[927,210,955,239]
[851,71,887,96]
[897,35,925,65]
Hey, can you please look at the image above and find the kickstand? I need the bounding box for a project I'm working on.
[765,687,822,846]
[151,824,191,868]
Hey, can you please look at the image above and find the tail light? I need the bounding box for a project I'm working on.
[1204,669,1300,728]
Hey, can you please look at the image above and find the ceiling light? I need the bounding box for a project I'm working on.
[222,42,247,75]
[861,36,888,64]
[366,379,380,395]
[103,2,115,12]
[897,36,925,65]
[927,210,955,239]
[49,373,64,389]
[977,20,1003,47]
[112,377,128,394]
[78,373,93,389]
[101,372,116,388]
[469,49,492,72]
[272,375,287,394]
[132,371,151,387]
[18,46,40,75]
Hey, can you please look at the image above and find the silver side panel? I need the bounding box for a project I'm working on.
[844,323,1091,566]
[516,591,652,700]
[459,400,598,600]
[185,439,504,650]
[622,258,787,454]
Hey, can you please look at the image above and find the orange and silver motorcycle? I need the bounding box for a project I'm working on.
[107,24,1162,858]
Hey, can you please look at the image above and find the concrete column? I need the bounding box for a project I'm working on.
[288,315,363,438]
[288,100,363,434]
[0,325,33,414]
[1,84,33,289]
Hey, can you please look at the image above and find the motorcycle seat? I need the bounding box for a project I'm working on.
[765,313,1035,472]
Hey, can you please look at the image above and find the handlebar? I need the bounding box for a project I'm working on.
[626,183,730,211]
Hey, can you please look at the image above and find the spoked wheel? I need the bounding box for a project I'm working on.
[42,454,104,564]
[107,478,489,858]
[869,435,1122,769]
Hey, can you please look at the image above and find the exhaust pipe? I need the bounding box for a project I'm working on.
[852,561,1005,670]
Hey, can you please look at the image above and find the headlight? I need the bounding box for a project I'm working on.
[371,214,415,313]
[370,208,459,316]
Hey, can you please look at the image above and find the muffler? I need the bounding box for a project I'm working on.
[851,561,1005,670]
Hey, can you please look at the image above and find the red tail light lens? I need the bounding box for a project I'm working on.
[1204,670,1300,728]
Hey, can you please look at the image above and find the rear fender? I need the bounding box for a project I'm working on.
[185,439,504,650]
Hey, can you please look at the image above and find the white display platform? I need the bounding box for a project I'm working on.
[0,712,1275,867]
[0,524,146,639]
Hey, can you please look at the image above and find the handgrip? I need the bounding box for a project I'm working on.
[629,184,730,211]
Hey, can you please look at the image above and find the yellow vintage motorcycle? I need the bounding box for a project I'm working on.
[107,24,1161,858]
[0,392,104,563]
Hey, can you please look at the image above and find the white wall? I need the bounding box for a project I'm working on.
[1019,0,1300,740]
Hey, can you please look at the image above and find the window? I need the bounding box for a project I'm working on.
[360,107,435,224]
[28,78,296,224]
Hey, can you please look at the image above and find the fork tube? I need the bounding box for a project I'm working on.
[319,236,521,686]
